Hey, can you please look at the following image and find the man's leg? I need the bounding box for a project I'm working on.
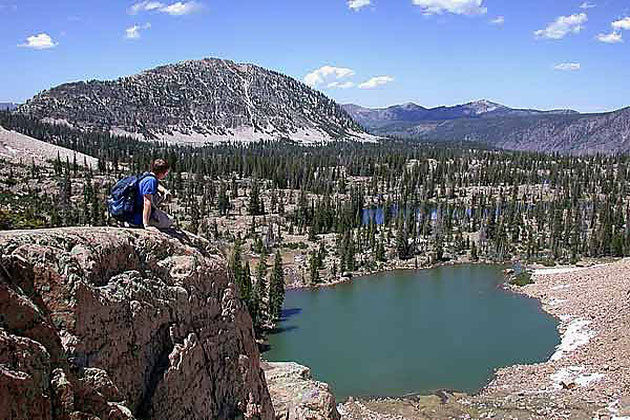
[148,207,174,229]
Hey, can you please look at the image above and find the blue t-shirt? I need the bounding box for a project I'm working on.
[131,175,158,226]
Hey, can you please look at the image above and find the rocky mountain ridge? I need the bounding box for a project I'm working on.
[343,100,578,128]
[19,58,374,145]
[418,107,630,154]
[344,101,630,154]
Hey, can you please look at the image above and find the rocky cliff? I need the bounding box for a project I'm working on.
[0,228,274,420]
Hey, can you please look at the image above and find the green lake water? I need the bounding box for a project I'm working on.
[265,265,559,400]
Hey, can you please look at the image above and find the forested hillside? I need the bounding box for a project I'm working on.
[2,111,629,265]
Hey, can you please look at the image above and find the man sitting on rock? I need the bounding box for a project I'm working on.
[131,159,174,232]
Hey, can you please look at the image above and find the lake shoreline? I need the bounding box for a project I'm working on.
[474,258,630,416]
[337,258,630,419]
[286,256,612,292]
[267,264,563,408]
[285,256,498,291]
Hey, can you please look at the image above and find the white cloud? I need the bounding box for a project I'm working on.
[596,31,623,43]
[411,0,487,16]
[554,62,581,71]
[534,13,587,40]
[304,66,356,88]
[328,81,355,89]
[612,17,630,31]
[129,1,202,16]
[18,33,57,49]
[490,16,504,25]
[579,2,596,9]
[348,0,371,11]
[125,23,152,39]
[160,1,202,15]
[358,76,394,89]
[129,1,164,14]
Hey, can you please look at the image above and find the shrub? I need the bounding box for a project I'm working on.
[509,272,533,287]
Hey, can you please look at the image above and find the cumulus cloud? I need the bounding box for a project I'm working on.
[579,2,596,9]
[490,16,505,25]
[592,17,629,44]
[348,0,371,11]
[129,1,202,16]
[304,66,356,88]
[534,13,587,40]
[596,31,623,43]
[554,62,581,71]
[612,17,630,31]
[411,0,487,16]
[358,76,394,89]
[125,23,152,39]
[18,33,57,49]
[129,1,164,13]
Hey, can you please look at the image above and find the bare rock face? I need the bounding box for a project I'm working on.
[0,228,274,420]
[262,362,340,420]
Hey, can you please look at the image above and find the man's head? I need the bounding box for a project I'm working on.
[151,159,170,180]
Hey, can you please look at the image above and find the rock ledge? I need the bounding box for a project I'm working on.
[0,227,274,420]
[263,361,340,420]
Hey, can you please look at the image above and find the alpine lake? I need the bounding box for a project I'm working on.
[265,264,560,401]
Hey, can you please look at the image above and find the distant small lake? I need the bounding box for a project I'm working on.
[265,265,559,401]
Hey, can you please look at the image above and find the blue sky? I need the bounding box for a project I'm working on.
[1,0,629,112]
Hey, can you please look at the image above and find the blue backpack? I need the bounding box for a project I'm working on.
[107,173,156,221]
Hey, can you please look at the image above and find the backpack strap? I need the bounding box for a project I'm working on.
[138,172,157,182]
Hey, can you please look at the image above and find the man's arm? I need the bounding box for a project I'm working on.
[157,184,172,202]
[142,195,153,228]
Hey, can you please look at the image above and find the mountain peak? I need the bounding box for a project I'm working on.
[20,59,374,145]
[464,99,507,114]
[469,99,501,106]
[400,102,424,110]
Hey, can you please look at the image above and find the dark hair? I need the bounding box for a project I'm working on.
[151,159,170,175]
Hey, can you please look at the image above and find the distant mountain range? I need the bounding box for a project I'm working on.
[12,57,630,154]
[18,58,375,145]
[0,103,18,111]
[343,100,578,127]
[343,101,630,154]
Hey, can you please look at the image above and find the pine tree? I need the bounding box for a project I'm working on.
[229,240,249,302]
[217,183,230,216]
[396,218,409,260]
[242,262,253,304]
[254,253,268,326]
[269,251,286,321]
[309,251,321,284]
[470,241,479,261]
[248,179,263,216]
